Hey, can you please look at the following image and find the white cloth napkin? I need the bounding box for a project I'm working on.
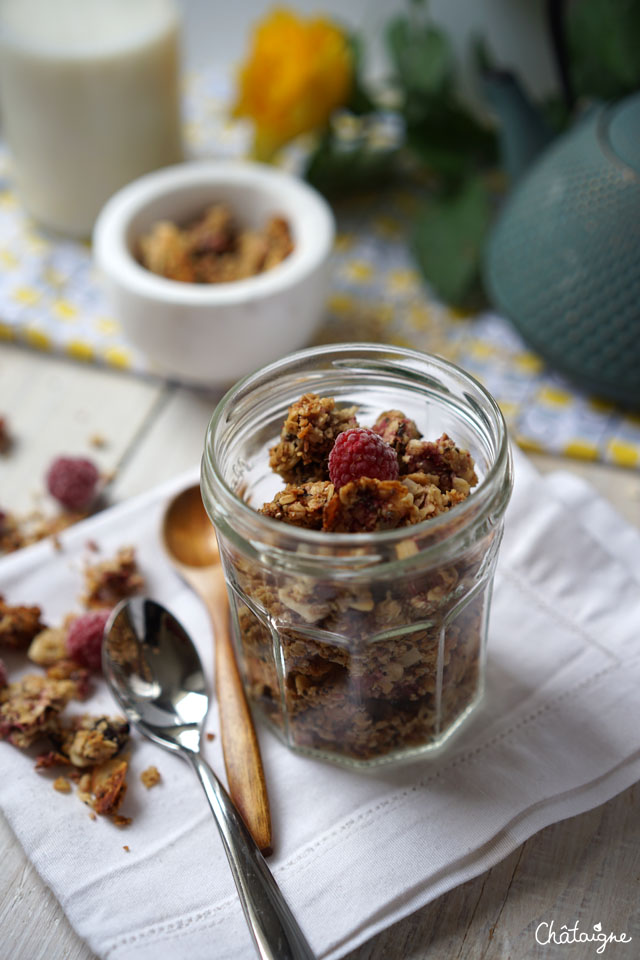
[1,449,639,960]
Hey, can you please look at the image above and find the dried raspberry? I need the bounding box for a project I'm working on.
[328,428,399,489]
[0,658,7,688]
[46,457,100,511]
[66,611,111,672]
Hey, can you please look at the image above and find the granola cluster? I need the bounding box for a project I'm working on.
[268,393,358,484]
[0,507,87,556]
[0,596,46,649]
[261,395,476,534]
[138,204,293,284]
[0,547,147,822]
[224,394,492,763]
[82,547,145,609]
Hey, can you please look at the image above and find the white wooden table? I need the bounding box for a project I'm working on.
[1,342,639,960]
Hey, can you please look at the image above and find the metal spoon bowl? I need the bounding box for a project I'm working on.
[162,484,272,854]
[103,597,314,960]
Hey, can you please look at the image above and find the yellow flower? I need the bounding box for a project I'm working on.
[233,8,353,160]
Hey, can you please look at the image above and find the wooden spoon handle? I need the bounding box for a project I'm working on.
[207,566,273,855]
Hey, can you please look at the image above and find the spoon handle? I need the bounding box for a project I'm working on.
[188,751,316,960]
[208,566,272,854]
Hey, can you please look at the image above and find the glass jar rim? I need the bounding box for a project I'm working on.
[201,343,512,560]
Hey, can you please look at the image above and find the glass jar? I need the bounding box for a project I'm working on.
[201,344,513,766]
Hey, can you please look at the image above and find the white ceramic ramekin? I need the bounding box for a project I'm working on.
[93,161,335,386]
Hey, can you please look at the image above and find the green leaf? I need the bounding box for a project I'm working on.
[405,100,498,183]
[568,0,640,99]
[346,33,376,115]
[304,132,399,196]
[406,129,472,181]
[386,14,453,99]
[411,176,491,305]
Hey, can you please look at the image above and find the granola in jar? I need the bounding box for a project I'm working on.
[202,345,512,765]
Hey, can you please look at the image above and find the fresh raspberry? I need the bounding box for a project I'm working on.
[328,428,399,489]
[46,456,100,511]
[66,610,111,672]
[0,658,7,689]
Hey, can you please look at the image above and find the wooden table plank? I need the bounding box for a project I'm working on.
[0,344,165,514]
[0,811,96,960]
[109,385,221,502]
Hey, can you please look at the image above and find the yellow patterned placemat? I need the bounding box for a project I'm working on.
[0,68,638,470]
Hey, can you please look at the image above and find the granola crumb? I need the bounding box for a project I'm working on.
[140,765,161,789]
[260,480,334,529]
[0,508,87,557]
[400,434,478,489]
[269,394,358,484]
[323,477,415,532]
[88,433,107,449]
[78,773,92,792]
[28,626,67,666]
[372,410,422,455]
[82,547,144,609]
[45,659,91,700]
[0,674,75,747]
[0,597,47,649]
[0,510,21,554]
[0,416,12,454]
[206,732,215,742]
[89,812,97,821]
[402,473,468,523]
[58,715,130,767]
[53,776,71,794]
[90,755,129,815]
[123,844,130,852]
[112,814,132,828]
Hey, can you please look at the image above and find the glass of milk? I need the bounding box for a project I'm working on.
[0,0,183,237]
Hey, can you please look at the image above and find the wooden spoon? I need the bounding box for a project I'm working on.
[162,484,272,855]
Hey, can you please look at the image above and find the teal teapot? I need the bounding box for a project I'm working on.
[483,78,640,408]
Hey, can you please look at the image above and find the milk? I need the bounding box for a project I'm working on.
[0,0,183,237]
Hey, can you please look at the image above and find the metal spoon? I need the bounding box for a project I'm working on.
[162,484,272,854]
[103,597,315,960]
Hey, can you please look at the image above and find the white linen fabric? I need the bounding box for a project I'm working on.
[0,449,638,960]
